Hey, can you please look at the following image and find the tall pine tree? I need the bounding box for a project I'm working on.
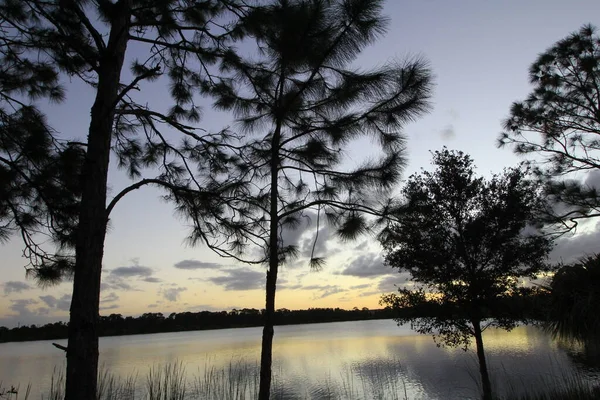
[0,1,242,398]
[173,1,433,398]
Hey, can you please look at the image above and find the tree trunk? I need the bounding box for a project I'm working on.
[472,319,493,400]
[258,122,283,400]
[258,267,277,400]
[65,2,131,399]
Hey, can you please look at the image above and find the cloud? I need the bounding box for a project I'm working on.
[550,223,600,264]
[377,274,411,293]
[102,260,160,291]
[339,253,392,278]
[1,299,67,328]
[39,294,71,311]
[350,283,372,290]
[208,268,265,291]
[161,287,187,302]
[148,303,158,309]
[37,307,51,316]
[279,283,303,290]
[101,292,119,303]
[354,241,370,251]
[100,304,119,311]
[281,211,315,248]
[303,284,345,299]
[439,109,459,140]
[9,299,38,316]
[585,170,600,189]
[39,295,57,308]
[440,124,455,140]
[301,225,332,257]
[3,281,32,295]
[110,265,153,277]
[317,286,344,299]
[101,279,135,292]
[174,259,222,270]
[358,290,381,297]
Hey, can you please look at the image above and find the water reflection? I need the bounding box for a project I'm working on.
[0,320,596,399]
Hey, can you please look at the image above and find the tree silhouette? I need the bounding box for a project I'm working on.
[380,149,553,400]
[173,1,432,398]
[0,11,83,284]
[546,253,600,342]
[0,1,241,398]
[499,24,600,232]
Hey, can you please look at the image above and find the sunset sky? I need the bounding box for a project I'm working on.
[2,0,600,328]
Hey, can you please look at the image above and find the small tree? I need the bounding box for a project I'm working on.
[380,149,553,400]
[498,24,600,232]
[173,1,432,398]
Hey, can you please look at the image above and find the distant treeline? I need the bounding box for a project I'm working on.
[0,307,398,343]
[0,290,546,344]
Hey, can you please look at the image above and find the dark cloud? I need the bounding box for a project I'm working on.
[39,295,57,308]
[440,124,456,140]
[110,265,153,277]
[301,225,332,257]
[208,268,265,291]
[585,170,600,189]
[339,254,392,278]
[102,262,159,291]
[101,292,119,303]
[550,223,600,264]
[303,284,345,299]
[317,286,344,299]
[350,283,372,290]
[377,274,411,293]
[1,298,68,327]
[9,299,38,316]
[279,283,303,290]
[281,211,316,248]
[148,303,158,308]
[354,241,370,251]
[358,290,381,297]
[161,287,187,302]
[101,279,136,292]
[37,307,51,316]
[39,294,71,311]
[100,304,119,311]
[3,281,32,295]
[174,259,222,270]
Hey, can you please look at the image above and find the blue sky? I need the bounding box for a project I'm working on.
[2,0,600,327]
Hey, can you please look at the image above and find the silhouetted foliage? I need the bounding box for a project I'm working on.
[0,12,84,283]
[172,1,433,397]
[499,24,600,232]
[0,1,241,397]
[380,148,554,400]
[0,307,395,343]
[546,253,600,342]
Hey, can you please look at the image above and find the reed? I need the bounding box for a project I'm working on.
[3,358,598,399]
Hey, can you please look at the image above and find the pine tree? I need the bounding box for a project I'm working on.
[0,1,241,398]
[0,2,83,285]
[172,1,433,398]
[499,25,600,232]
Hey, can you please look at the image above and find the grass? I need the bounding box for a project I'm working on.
[498,372,600,400]
[1,360,599,399]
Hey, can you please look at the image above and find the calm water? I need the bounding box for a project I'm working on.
[0,320,596,399]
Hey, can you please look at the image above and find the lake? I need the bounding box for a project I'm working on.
[0,320,597,399]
